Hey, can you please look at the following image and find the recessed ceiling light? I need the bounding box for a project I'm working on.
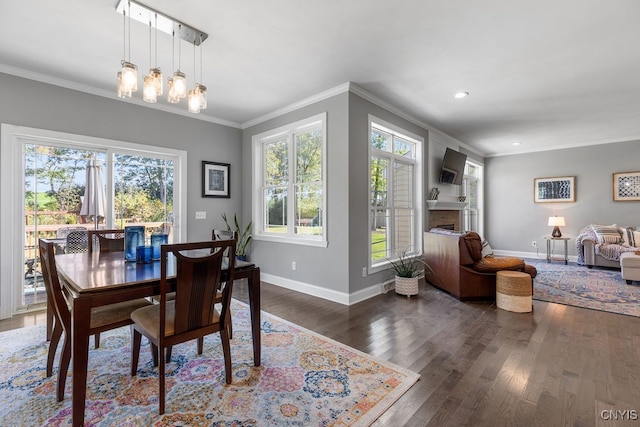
[454,91,469,99]
[512,142,521,146]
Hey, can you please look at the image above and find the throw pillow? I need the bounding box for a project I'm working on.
[634,231,640,248]
[591,224,622,244]
[620,227,636,247]
[481,240,494,257]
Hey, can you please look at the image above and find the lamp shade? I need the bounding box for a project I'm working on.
[548,216,566,227]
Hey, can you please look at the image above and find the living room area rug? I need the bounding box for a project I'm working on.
[530,261,640,317]
[0,301,419,426]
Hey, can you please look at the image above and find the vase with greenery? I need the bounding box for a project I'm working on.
[222,213,252,260]
[388,251,432,298]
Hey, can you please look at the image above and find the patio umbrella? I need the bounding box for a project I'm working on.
[80,159,106,226]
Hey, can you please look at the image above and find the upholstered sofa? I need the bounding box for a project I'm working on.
[423,229,537,301]
[576,224,639,268]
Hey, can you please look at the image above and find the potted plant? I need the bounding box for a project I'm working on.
[222,213,252,261]
[388,251,432,298]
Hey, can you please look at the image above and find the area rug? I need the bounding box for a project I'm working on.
[0,301,419,426]
[531,261,640,317]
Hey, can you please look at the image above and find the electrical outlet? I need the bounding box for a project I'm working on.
[291,261,296,270]
[531,240,537,248]
[362,267,367,277]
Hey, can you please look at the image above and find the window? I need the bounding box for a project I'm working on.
[369,117,423,268]
[462,161,483,236]
[252,113,326,246]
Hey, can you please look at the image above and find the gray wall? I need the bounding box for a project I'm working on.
[241,92,350,294]
[348,93,430,292]
[485,140,640,255]
[0,72,242,241]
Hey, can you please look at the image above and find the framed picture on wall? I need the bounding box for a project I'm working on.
[613,171,640,201]
[202,161,230,198]
[533,176,576,203]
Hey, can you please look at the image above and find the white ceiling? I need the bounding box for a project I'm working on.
[1,0,639,156]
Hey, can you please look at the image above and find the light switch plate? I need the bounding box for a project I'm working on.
[195,211,206,219]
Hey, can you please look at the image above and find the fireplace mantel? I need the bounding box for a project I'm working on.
[426,200,468,211]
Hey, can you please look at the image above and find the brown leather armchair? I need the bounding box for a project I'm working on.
[423,230,537,301]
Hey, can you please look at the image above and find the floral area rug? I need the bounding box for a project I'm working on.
[530,261,640,317]
[0,301,419,426]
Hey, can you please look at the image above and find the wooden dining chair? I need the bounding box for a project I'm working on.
[39,238,153,402]
[130,239,236,415]
[88,229,125,253]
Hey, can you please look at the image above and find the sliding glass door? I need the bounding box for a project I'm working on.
[0,125,186,317]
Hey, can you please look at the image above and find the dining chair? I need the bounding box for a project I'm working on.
[65,229,89,253]
[130,239,236,415]
[39,238,153,402]
[56,226,87,240]
[88,229,125,253]
[211,229,238,339]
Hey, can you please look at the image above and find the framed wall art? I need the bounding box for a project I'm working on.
[613,171,640,201]
[533,176,576,203]
[202,161,230,198]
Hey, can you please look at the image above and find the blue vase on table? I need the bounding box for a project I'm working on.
[151,233,168,261]
[124,226,145,262]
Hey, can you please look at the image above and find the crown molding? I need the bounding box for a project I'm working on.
[0,63,242,129]
[240,82,351,129]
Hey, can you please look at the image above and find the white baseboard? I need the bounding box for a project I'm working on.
[260,273,387,306]
[493,249,578,263]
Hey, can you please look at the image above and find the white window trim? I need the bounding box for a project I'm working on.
[463,159,484,237]
[251,112,328,247]
[367,115,423,274]
[0,124,187,319]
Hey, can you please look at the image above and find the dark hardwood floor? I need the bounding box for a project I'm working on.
[3,279,639,426]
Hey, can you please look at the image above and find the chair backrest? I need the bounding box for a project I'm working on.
[211,229,238,241]
[88,229,125,253]
[212,229,237,258]
[56,226,86,240]
[66,230,88,253]
[39,239,71,332]
[160,240,236,336]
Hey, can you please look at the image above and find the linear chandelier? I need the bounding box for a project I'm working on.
[115,0,208,113]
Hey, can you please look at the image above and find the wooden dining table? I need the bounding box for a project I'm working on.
[53,250,261,427]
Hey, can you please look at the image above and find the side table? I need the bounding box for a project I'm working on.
[544,236,569,264]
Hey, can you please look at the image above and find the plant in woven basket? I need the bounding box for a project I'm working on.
[388,251,433,298]
[388,250,432,278]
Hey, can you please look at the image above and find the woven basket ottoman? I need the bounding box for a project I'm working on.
[496,270,532,313]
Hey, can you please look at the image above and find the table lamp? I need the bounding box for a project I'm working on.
[548,216,565,238]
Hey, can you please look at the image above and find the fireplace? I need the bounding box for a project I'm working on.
[428,210,462,231]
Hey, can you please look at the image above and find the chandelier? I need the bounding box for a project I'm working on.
[115,0,208,113]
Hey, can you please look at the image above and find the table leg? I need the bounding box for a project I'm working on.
[564,239,568,265]
[247,267,261,366]
[546,239,551,263]
[71,298,91,427]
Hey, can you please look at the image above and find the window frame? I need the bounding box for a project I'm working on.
[368,115,423,273]
[251,113,328,247]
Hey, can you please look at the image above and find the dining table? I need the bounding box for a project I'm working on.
[53,250,261,427]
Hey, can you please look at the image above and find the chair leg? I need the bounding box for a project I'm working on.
[221,329,232,384]
[94,332,101,349]
[226,310,233,339]
[130,326,141,376]
[197,337,204,355]
[47,320,63,377]
[57,332,71,402]
[165,346,172,363]
[159,344,165,415]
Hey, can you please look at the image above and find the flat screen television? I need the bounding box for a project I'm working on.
[439,147,468,185]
